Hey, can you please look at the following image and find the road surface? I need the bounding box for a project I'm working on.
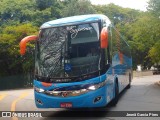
[0,75,160,120]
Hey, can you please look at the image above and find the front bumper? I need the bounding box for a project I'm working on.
[34,86,107,108]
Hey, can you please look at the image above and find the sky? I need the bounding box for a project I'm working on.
[90,0,149,11]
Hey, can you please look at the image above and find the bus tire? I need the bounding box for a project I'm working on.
[126,73,131,89]
[111,82,119,106]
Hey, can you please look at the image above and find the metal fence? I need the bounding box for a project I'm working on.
[0,73,33,90]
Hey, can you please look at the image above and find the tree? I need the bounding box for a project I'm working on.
[147,0,160,67]
[149,41,160,64]
[0,0,36,24]
[0,0,64,26]
[0,24,38,76]
[94,4,144,69]
[94,4,141,25]
[0,0,65,76]
[62,0,96,17]
[1,0,159,74]
[147,0,160,17]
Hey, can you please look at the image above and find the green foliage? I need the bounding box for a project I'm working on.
[149,41,160,64]
[94,4,140,25]
[94,1,160,69]
[0,0,36,24]
[146,0,160,67]
[0,24,38,76]
[121,13,159,69]
[0,0,160,76]
[62,0,96,17]
[0,0,64,76]
[148,0,160,17]
[0,0,63,26]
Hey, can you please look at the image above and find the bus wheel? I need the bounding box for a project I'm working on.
[111,82,119,106]
[126,73,131,89]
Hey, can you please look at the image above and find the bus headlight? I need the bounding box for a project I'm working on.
[88,85,97,90]
[87,81,106,91]
[34,87,45,93]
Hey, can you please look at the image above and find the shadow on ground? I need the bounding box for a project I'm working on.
[41,89,128,119]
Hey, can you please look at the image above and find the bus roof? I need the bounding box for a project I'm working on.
[40,14,110,29]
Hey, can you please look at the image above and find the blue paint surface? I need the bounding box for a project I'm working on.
[40,14,108,29]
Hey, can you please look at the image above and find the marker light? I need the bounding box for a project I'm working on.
[41,82,52,87]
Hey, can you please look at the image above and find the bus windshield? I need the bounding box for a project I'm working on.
[35,22,100,82]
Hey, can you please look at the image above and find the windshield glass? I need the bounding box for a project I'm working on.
[35,22,100,82]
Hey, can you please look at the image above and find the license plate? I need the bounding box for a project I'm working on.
[60,102,72,108]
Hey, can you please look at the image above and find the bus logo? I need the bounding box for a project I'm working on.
[62,92,68,97]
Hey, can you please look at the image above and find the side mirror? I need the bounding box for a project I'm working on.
[20,35,38,55]
[100,27,108,48]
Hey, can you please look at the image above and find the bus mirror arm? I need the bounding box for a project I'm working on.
[20,35,38,55]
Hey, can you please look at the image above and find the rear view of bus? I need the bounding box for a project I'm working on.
[20,14,132,108]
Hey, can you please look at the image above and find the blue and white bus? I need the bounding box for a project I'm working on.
[20,14,132,108]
